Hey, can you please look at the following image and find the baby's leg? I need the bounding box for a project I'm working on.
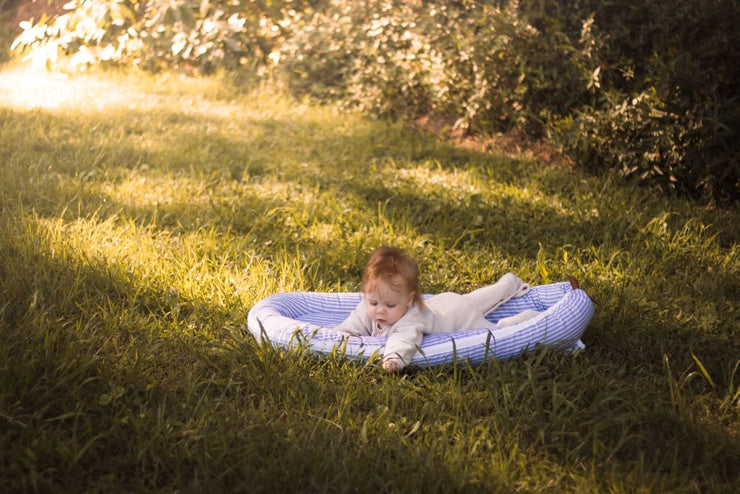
[496,309,542,327]
[464,272,531,314]
[468,315,499,331]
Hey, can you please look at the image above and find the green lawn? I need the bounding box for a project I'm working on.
[0,66,738,493]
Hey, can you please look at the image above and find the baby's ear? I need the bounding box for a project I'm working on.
[407,291,415,307]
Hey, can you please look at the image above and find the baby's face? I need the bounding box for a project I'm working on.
[364,275,414,329]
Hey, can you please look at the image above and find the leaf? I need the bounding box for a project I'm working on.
[200,0,210,18]
[691,354,716,389]
[405,420,421,437]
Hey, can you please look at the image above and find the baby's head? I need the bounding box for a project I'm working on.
[362,247,424,327]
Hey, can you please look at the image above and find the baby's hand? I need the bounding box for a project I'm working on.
[382,358,403,372]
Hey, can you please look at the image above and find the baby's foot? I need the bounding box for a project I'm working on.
[502,272,531,297]
[567,276,579,290]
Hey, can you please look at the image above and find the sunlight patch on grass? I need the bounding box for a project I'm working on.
[397,165,481,193]
[395,162,581,227]
[0,66,146,111]
[304,222,340,243]
[0,65,303,123]
[100,170,215,210]
[18,211,287,327]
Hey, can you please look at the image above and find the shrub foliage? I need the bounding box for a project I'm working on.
[9,0,740,199]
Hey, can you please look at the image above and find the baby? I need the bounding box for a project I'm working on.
[335,246,541,371]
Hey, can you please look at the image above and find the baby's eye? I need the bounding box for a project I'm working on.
[387,304,396,308]
[368,301,378,306]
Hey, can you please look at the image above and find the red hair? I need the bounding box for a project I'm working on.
[362,246,424,307]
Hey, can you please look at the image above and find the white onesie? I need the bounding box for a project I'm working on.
[334,272,536,368]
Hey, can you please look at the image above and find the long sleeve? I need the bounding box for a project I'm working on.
[334,300,373,336]
[381,305,434,368]
[382,319,424,366]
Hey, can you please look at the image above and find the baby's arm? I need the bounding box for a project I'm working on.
[334,301,372,336]
[382,321,424,372]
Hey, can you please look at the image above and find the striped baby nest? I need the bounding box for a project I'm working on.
[246,281,594,367]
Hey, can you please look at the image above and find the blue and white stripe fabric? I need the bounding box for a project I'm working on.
[247,282,593,366]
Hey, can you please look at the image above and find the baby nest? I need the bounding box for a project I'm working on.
[246,281,594,367]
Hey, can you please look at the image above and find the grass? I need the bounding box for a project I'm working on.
[0,65,738,493]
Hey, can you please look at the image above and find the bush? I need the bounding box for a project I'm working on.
[276,1,595,131]
[276,1,444,119]
[9,0,282,73]
[545,0,740,198]
[434,1,596,136]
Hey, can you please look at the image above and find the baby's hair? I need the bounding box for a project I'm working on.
[362,246,424,308]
